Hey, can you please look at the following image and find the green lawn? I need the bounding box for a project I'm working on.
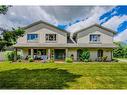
[0,61,127,89]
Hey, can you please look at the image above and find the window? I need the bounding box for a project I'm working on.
[27,34,38,40]
[90,34,100,42]
[45,34,56,42]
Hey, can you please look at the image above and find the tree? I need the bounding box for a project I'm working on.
[124,46,127,58]
[0,5,10,51]
[0,5,10,14]
[113,47,124,58]
[113,42,126,58]
[2,28,25,44]
[0,28,25,51]
[0,6,25,51]
[80,49,90,62]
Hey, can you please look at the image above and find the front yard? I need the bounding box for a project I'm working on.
[0,62,127,89]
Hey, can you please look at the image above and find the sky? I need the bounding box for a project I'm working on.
[0,6,127,42]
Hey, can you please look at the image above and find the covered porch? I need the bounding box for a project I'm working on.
[77,48,113,61]
[14,48,68,61]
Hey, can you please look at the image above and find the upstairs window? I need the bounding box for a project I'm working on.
[45,34,57,42]
[90,34,100,43]
[27,34,38,41]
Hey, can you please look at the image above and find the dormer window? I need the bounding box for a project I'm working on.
[27,34,38,41]
[45,34,57,42]
[90,34,100,43]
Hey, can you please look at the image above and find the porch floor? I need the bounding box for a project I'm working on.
[19,60,65,63]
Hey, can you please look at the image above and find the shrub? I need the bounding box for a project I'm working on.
[48,59,54,63]
[17,54,21,60]
[102,56,108,62]
[6,51,15,61]
[89,59,92,62]
[97,56,108,62]
[28,57,34,62]
[83,59,89,62]
[80,49,90,62]
[65,57,73,63]
[5,51,22,61]
[98,57,102,62]
[18,59,22,62]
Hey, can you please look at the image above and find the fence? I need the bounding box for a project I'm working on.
[0,52,6,61]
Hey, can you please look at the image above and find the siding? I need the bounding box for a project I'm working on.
[103,50,112,60]
[17,28,67,44]
[89,50,97,61]
[68,48,77,61]
[77,26,113,44]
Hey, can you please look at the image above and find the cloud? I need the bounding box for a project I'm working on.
[0,6,94,30]
[102,15,127,31]
[100,6,127,25]
[114,29,127,42]
[0,6,59,31]
[117,21,127,32]
[0,6,113,31]
[99,6,127,42]
[40,6,95,24]
[66,6,113,32]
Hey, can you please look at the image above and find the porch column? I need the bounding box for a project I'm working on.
[31,48,34,59]
[48,48,51,60]
[14,48,17,61]
[111,50,113,60]
[66,48,68,58]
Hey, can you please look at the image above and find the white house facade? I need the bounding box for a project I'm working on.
[13,20,117,61]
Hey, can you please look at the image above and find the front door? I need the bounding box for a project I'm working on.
[77,49,83,61]
[54,49,65,60]
[97,49,103,58]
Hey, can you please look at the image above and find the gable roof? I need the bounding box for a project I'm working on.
[22,21,117,37]
[22,20,70,34]
[73,24,117,36]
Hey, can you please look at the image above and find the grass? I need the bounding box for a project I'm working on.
[0,61,127,89]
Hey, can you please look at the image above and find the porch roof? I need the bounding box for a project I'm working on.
[13,43,118,48]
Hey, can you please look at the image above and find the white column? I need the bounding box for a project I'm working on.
[111,50,113,61]
[48,48,51,60]
[31,48,34,59]
[75,49,77,61]
[66,48,68,58]
[14,48,17,61]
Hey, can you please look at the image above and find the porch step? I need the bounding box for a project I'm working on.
[54,60,65,63]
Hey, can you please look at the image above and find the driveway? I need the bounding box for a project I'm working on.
[117,59,127,62]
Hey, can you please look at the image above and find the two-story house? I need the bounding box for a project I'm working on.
[13,20,117,61]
